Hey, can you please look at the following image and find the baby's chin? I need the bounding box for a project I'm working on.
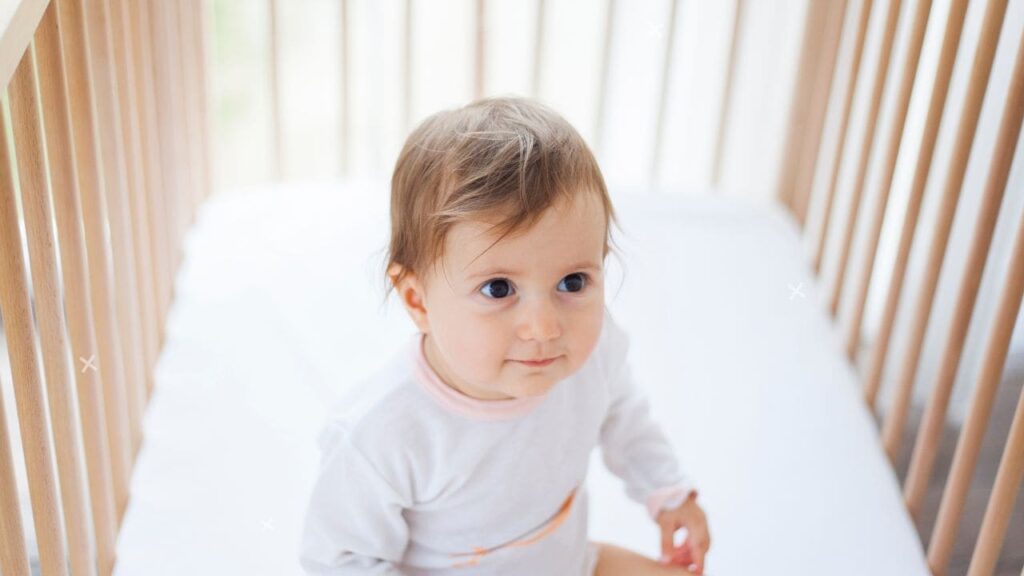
[500,372,566,398]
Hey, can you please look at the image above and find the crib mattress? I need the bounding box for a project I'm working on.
[103,181,930,575]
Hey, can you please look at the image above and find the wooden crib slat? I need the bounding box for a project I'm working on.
[194,0,212,201]
[861,0,969,410]
[130,0,163,374]
[339,0,350,176]
[845,0,933,362]
[124,0,168,354]
[172,0,196,224]
[904,27,1024,521]
[474,0,485,100]
[532,0,545,97]
[650,0,679,185]
[964,228,1024,574]
[34,1,119,570]
[828,0,902,317]
[880,0,1009,465]
[268,0,283,179]
[0,76,69,576]
[147,0,183,278]
[403,0,412,132]
[109,0,158,409]
[169,0,194,238]
[175,0,195,222]
[711,0,746,190]
[790,0,847,225]
[131,0,172,330]
[193,0,213,202]
[593,0,615,158]
[962,207,1024,573]
[86,0,147,462]
[970,381,1024,576]
[9,38,97,576]
[177,0,203,223]
[0,374,31,575]
[57,0,134,521]
[966,228,1024,576]
[924,35,1024,575]
[811,0,874,274]
[156,0,185,255]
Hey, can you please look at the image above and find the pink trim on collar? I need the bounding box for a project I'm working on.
[409,332,546,421]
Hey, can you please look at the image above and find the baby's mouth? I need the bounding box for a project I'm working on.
[512,355,561,367]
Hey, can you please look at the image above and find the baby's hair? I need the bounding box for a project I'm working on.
[379,96,624,306]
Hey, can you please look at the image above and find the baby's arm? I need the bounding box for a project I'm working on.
[299,422,412,575]
[598,315,698,521]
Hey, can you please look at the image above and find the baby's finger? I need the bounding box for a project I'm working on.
[659,521,676,559]
[689,541,706,575]
[669,545,693,569]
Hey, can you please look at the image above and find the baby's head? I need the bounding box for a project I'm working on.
[384,97,620,401]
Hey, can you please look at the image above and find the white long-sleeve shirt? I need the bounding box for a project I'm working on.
[299,308,697,575]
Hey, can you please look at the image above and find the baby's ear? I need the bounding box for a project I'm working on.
[391,268,430,332]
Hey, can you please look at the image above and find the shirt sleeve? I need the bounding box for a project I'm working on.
[598,311,699,521]
[299,420,413,575]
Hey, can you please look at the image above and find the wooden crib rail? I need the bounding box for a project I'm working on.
[267,0,744,187]
[781,0,1023,574]
[0,0,211,574]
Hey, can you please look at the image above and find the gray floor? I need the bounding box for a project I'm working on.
[886,352,1024,576]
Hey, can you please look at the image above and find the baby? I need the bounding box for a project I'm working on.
[299,97,710,575]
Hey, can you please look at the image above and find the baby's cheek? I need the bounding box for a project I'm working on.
[575,326,603,367]
[481,347,510,382]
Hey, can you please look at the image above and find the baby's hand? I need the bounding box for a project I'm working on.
[655,492,710,575]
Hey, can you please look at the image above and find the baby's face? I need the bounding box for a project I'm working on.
[412,192,607,401]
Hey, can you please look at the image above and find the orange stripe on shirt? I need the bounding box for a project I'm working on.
[448,487,578,568]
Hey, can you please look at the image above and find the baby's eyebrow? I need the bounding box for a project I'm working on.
[466,261,602,279]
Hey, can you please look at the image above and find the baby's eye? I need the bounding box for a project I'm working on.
[480,278,514,299]
[558,273,588,293]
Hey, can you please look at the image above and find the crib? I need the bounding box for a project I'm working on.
[0,0,1021,574]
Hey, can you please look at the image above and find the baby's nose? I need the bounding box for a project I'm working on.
[517,300,562,341]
